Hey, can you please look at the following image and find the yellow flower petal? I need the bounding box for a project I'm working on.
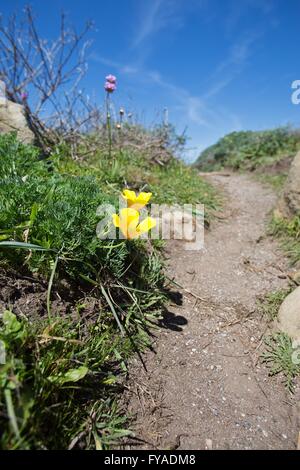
[137,217,156,235]
[119,208,139,224]
[122,189,136,206]
[135,191,152,205]
[122,189,136,198]
[122,189,152,210]
[119,208,139,239]
[112,214,120,228]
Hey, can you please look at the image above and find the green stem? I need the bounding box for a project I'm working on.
[4,388,20,440]
[100,241,126,249]
[106,92,112,161]
[100,284,125,336]
[47,255,59,322]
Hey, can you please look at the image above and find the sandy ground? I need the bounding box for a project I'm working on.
[123,173,300,450]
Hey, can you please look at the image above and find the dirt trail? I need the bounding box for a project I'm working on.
[125,173,300,450]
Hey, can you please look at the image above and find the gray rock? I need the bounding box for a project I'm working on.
[279,151,300,217]
[276,286,300,341]
[0,97,34,144]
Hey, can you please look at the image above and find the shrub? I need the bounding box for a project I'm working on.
[196,128,300,171]
[0,134,166,449]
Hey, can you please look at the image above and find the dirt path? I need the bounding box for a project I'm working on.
[125,173,300,450]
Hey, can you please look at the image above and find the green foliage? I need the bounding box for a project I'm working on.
[258,289,292,321]
[54,144,219,221]
[262,333,300,392]
[0,133,46,179]
[196,128,300,171]
[0,131,217,449]
[0,135,145,281]
[256,173,288,192]
[270,214,300,265]
[150,160,218,210]
[0,311,135,449]
[0,133,169,449]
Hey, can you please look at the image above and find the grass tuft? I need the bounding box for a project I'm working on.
[262,333,300,392]
[258,288,292,321]
[269,214,300,265]
[256,173,288,192]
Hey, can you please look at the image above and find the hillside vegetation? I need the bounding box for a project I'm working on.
[195,128,300,173]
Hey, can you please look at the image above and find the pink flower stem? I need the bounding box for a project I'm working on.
[106,91,112,161]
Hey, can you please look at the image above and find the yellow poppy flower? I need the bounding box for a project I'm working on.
[112,208,156,240]
[122,189,152,210]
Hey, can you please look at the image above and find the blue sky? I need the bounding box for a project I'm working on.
[1,0,300,161]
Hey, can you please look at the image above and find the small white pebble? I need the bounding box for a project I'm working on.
[205,439,213,450]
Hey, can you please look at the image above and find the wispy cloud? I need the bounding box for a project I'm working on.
[89,53,138,75]
[132,69,209,126]
[217,31,261,73]
[203,30,262,100]
[225,0,276,35]
[202,0,279,101]
[132,0,184,48]
[132,0,163,47]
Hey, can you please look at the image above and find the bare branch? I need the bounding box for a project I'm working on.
[0,5,93,153]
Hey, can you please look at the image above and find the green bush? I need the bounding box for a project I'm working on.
[196,128,300,171]
[0,132,217,448]
[53,143,219,222]
[0,135,157,280]
[0,134,166,449]
[0,133,46,179]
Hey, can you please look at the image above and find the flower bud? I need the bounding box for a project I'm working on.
[105,82,116,93]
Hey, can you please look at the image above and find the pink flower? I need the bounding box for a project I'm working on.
[106,74,117,84]
[105,81,116,93]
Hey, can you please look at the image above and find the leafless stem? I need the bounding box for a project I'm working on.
[0,5,94,153]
